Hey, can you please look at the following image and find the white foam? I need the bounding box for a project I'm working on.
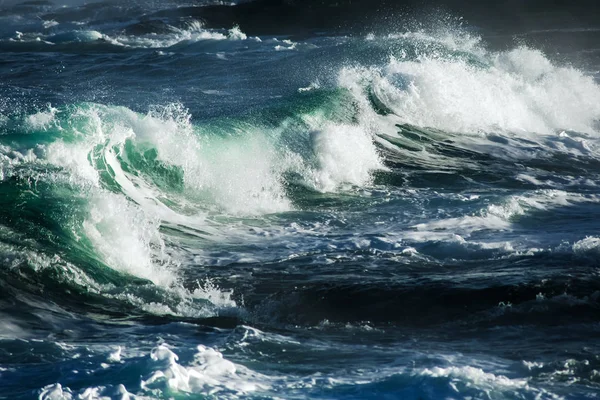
[343,31,600,136]
[39,383,73,400]
[113,30,226,48]
[186,133,292,214]
[111,24,255,49]
[389,49,599,134]
[0,145,40,182]
[141,344,269,395]
[107,347,122,363]
[46,140,100,186]
[275,41,296,51]
[39,383,138,400]
[129,105,292,215]
[387,28,485,56]
[419,366,547,397]
[412,215,511,236]
[190,278,237,308]
[79,385,135,400]
[26,107,58,131]
[309,123,383,192]
[227,26,247,41]
[298,80,321,92]
[48,30,104,44]
[81,187,175,287]
[573,236,600,255]
[39,344,269,399]
[43,20,59,29]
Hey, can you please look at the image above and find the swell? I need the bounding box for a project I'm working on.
[238,254,600,328]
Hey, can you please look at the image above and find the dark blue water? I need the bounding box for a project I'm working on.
[1,1,600,399]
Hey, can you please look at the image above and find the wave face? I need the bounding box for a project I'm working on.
[1,1,600,399]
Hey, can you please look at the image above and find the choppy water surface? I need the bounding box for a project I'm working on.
[1,1,600,399]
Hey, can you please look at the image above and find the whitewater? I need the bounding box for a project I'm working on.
[1,0,599,399]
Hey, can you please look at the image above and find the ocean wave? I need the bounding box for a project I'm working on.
[0,95,387,322]
[342,34,600,136]
[1,24,260,52]
[2,14,600,399]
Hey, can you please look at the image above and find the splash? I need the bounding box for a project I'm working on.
[342,32,600,135]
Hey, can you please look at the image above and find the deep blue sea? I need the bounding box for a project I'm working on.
[1,0,600,399]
